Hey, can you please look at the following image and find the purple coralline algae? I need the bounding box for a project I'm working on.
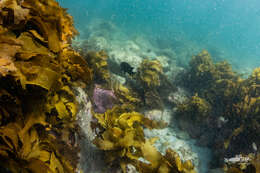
[93,85,116,113]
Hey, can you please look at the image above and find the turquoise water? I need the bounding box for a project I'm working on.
[59,0,260,71]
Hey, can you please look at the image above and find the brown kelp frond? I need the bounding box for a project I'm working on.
[84,50,110,85]
[0,0,77,51]
[178,50,260,168]
[135,59,172,109]
[137,59,163,88]
[183,50,239,93]
[177,94,211,123]
[93,105,196,173]
[113,82,141,108]
[0,0,92,172]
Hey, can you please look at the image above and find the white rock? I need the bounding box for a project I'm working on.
[75,87,96,141]
[75,87,107,173]
[89,36,108,50]
[144,109,172,125]
[168,87,189,105]
[109,49,143,70]
[126,164,138,173]
[157,55,170,69]
[111,73,126,85]
[143,109,212,173]
[125,40,141,51]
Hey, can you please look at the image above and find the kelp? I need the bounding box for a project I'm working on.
[0,113,78,173]
[92,105,196,173]
[137,146,196,173]
[112,82,141,108]
[0,0,92,172]
[83,50,110,85]
[137,59,163,88]
[59,48,92,84]
[46,86,78,121]
[177,94,211,124]
[182,50,239,94]
[178,50,260,168]
[144,89,164,110]
[92,105,148,171]
[135,59,172,109]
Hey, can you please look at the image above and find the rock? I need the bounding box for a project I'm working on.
[126,164,138,173]
[144,109,172,125]
[111,73,126,85]
[75,87,96,141]
[144,108,212,173]
[109,48,143,71]
[125,40,141,52]
[89,36,108,51]
[75,87,107,173]
[157,55,170,70]
[168,87,189,105]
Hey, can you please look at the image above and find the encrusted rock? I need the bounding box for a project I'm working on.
[144,109,172,125]
[168,87,189,105]
[75,87,107,173]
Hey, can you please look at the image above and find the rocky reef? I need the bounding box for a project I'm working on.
[0,1,204,173]
[72,19,186,81]
[73,19,216,173]
[1,1,259,173]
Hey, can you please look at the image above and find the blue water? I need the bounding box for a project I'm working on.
[59,0,260,72]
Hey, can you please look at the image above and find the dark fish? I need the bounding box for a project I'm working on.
[120,62,135,75]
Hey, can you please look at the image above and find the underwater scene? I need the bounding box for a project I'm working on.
[0,0,259,173]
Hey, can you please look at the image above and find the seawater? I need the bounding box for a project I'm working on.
[59,0,260,72]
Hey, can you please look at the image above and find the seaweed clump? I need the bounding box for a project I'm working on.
[177,94,212,137]
[135,59,176,109]
[92,105,197,173]
[177,50,260,168]
[0,0,92,172]
[83,50,110,85]
[137,59,163,88]
[113,83,141,109]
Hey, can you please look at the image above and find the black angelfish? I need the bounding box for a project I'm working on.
[120,62,135,75]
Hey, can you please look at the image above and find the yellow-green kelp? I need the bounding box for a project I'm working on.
[0,0,92,172]
[92,105,197,173]
[177,50,260,169]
